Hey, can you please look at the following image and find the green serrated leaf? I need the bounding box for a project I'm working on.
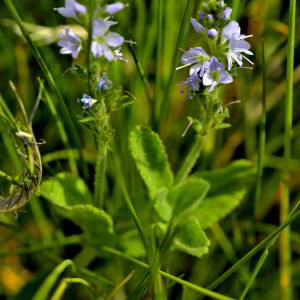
[174,217,210,257]
[197,159,256,195]
[129,126,174,199]
[60,205,115,244]
[40,173,92,206]
[154,177,210,222]
[40,173,114,245]
[192,160,256,229]
[170,177,210,219]
[194,189,247,229]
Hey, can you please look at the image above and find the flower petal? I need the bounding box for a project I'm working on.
[106,2,125,14]
[92,18,112,38]
[222,21,241,40]
[191,18,205,33]
[220,71,233,84]
[181,47,208,65]
[74,0,87,14]
[203,73,213,86]
[104,32,124,47]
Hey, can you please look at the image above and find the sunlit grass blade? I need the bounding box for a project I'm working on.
[280,0,296,299]
[32,259,74,300]
[106,271,135,300]
[50,277,91,300]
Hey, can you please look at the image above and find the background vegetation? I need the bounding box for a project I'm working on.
[0,0,299,299]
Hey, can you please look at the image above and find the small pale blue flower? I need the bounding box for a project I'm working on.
[199,12,206,20]
[54,0,86,18]
[184,74,201,92]
[58,28,82,58]
[97,73,112,90]
[222,8,232,20]
[203,56,233,92]
[191,18,205,33]
[222,21,253,70]
[179,47,210,78]
[105,2,127,14]
[91,18,124,60]
[78,94,96,109]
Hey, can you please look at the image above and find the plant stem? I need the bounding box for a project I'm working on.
[207,210,300,290]
[114,157,149,254]
[154,0,164,128]
[175,134,205,183]
[255,38,266,219]
[86,0,95,95]
[128,43,152,104]
[94,140,107,208]
[281,0,296,299]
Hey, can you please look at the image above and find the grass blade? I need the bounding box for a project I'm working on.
[280,0,296,299]
[207,210,300,290]
[32,260,74,300]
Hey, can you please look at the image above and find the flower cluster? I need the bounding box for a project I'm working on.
[55,0,126,61]
[54,1,128,109]
[179,0,253,95]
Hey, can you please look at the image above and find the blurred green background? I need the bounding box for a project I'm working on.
[0,0,300,299]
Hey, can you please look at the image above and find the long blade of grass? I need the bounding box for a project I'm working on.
[280,0,296,299]
[207,210,300,290]
[32,260,74,300]
[255,38,266,218]
[102,247,235,300]
[128,42,152,104]
[50,278,91,300]
[4,0,84,175]
[157,0,193,129]
[239,248,269,300]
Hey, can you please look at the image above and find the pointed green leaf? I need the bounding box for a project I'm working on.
[40,173,114,245]
[129,126,173,199]
[174,217,210,257]
[193,160,256,229]
[154,178,210,222]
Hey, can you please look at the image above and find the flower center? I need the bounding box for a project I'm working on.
[212,71,220,82]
